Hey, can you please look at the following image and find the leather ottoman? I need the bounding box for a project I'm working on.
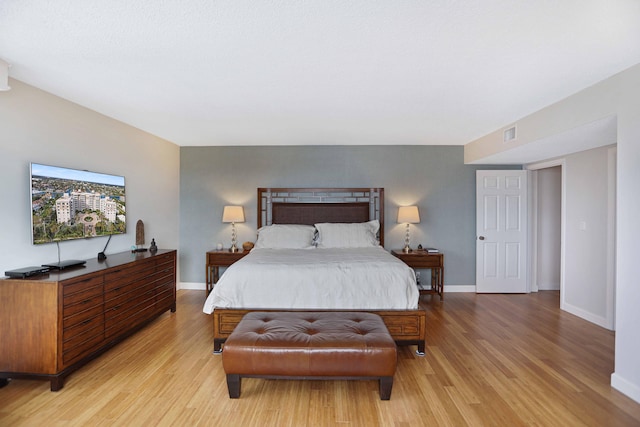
[222,311,398,400]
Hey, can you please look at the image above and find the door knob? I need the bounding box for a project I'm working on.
[478,236,485,240]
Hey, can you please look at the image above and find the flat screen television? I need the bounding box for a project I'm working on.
[30,163,126,245]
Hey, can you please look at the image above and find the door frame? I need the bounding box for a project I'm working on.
[526,159,566,305]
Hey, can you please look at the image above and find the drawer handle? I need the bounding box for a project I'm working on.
[82,299,92,304]
[112,305,120,311]
[82,319,92,325]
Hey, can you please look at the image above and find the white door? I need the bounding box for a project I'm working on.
[476,170,528,293]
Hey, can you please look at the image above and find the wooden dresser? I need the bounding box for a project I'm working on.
[0,249,176,391]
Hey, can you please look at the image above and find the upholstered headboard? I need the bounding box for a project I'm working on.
[257,188,385,246]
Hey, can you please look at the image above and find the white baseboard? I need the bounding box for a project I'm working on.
[443,285,476,293]
[178,282,205,291]
[611,373,640,404]
[561,301,612,330]
[537,282,561,291]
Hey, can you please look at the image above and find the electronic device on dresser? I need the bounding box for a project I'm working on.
[41,259,86,270]
[4,266,50,278]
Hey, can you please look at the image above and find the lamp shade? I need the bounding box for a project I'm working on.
[222,206,245,223]
[397,206,420,224]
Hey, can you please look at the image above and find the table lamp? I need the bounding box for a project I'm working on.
[397,206,420,253]
[222,205,245,253]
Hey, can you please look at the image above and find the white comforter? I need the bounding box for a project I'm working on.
[202,247,419,313]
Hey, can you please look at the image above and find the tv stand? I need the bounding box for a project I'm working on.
[0,249,176,391]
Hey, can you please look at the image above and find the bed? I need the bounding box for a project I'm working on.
[203,188,427,354]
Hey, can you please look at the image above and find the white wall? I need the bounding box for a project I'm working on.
[613,77,640,404]
[563,146,615,327]
[464,63,640,403]
[536,166,561,291]
[0,80,180,274]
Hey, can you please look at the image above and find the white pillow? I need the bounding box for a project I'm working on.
[315,220,380,248]
[254,224,316,249]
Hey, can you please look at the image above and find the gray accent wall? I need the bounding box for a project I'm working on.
[179,145,520,287]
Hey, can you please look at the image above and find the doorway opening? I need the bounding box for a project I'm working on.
[533,165,562,293]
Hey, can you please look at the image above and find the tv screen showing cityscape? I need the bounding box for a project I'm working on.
[30,163,126,245]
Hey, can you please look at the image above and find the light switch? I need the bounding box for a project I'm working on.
[579,221,587,231]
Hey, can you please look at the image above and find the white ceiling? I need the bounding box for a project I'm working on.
[1,1,639,149]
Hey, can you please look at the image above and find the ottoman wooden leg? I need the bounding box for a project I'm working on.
[379,376,393,400]
[227,374,241,398]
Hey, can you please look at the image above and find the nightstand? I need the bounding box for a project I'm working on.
[205,250,249,294]
[391,249,444,299]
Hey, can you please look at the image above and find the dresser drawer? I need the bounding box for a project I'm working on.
[104,280,156,309]
[104,289,155,321]
[155,280,174,296]
[156,287,174,307]
[103,261,156,291]
[63,332,105,366]
[62,286,104,317]
[146,276,173,295]
[63,304,104,329]
[64,293,104,318]
[62,275,103,297]
[151,267,175,283]
[64,283,103,306]
[154,252,175,267]
[63,312,104,340]
[406,258,441,268]
[63,320,104,352]
[104,299,156,340]
[156,293,175,312]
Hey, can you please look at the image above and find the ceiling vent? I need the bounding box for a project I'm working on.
[503,126,517,143]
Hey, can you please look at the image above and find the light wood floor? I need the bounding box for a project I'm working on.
[2,290,640,426]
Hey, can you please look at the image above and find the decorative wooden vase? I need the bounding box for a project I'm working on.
[133,220,148,252]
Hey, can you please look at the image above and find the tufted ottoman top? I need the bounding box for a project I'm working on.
[222,311,397,377]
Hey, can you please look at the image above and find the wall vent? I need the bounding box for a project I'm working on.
[503,126,517,143]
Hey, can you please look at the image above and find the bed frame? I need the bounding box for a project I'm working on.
[211,188,426,354]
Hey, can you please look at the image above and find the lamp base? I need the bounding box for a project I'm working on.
[403,223,412,254]
[229,245,239,253]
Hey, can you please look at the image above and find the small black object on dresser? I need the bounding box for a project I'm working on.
[4,266,50,278]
